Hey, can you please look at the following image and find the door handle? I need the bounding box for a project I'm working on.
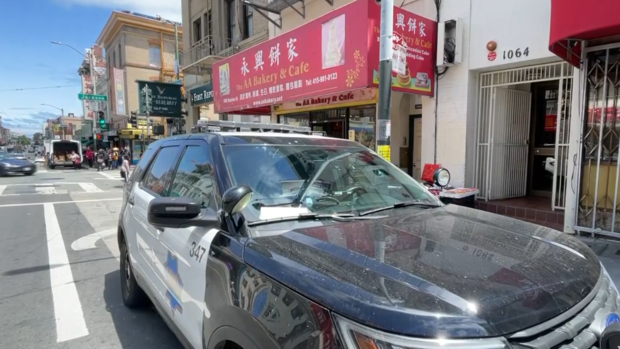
[535,149,540,154]
[127,196,134,205]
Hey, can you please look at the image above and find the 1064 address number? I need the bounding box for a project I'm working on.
[502,47,530,60]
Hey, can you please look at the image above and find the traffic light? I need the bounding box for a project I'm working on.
[96,134,102,140]
[130,111,138,128]
[98,111,106,128]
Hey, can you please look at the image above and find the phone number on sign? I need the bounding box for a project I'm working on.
[306,72,338,87]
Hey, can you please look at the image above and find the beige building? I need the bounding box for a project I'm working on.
[96,11,184,143]
[180,0,270,131]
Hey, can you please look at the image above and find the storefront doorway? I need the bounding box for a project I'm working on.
[311,108,347,138]
[278,105,377,150]
[474,62,574,211]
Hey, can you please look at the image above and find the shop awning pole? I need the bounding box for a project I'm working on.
[376,0,394,152]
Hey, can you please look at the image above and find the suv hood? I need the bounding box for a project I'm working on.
[244,204,600,338]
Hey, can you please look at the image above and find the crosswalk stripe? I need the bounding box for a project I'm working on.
[0,185,6,195]
[44,203,89,342]
[36,186,57,195]
[78,183,104,193]
[98,172,118,180]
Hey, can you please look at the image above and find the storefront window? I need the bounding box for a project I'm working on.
[311,108,346,138]
[279,113,310,127]
[349,105,376,150]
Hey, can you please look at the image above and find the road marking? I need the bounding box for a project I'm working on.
[70,228,117,251]
[0,185,6,195]
[36,186,56,195]
[98,172,118,180]
[78,183,104,193]
[44,203,89,342]
[0,198,122,208]
[0,190,69,196]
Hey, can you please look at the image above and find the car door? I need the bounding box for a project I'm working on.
[130,144,183,306]
[122,144,158,281]
[155,140,222,349]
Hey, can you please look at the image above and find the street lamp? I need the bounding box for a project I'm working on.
[51,40,99,151]
[40,103,64,117]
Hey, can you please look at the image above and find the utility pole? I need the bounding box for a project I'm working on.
[141,84,152,153]
[376,0,394,153]
[90,50,98,152]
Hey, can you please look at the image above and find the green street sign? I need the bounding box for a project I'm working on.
[78,93,108,101]
[137,80,183,117]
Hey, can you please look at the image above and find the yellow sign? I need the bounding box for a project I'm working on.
[348,130,356,141]
[377,145,391,162]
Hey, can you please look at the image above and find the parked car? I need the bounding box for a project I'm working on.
[0,153,36,176]
[117,121,620,349]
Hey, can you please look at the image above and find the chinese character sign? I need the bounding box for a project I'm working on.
[212,0,370,113]
[367,1,436,96]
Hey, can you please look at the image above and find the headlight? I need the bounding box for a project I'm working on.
[433,168,451,187]
[334,314,509,349]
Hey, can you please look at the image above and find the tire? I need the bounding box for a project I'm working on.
[50,165,55,170]
[120,238,149,308]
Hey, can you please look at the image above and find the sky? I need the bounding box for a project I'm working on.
[0,0,181,137]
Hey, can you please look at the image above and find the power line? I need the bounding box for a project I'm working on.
[0,85,80,92]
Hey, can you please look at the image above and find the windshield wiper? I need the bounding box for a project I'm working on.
[247,212,387,227]
[359,201,441,216]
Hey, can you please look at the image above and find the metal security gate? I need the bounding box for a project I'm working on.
[487,88,531,200]
[475,62,574,206]
[576,45,620,236]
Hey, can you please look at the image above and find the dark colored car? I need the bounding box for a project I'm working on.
[0,153,36,176]
[117,121,619,349]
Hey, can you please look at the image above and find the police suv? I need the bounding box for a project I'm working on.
[118,120,618,349]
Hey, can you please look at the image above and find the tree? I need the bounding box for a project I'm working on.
[16,135,30,146]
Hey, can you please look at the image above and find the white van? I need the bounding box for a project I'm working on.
[49,140,82,169]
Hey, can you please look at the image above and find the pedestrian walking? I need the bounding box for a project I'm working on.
[121,155,131,183]
[70,151,81,170]
[96,149,105,171]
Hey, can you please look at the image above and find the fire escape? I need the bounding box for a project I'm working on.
[242,0,333,29]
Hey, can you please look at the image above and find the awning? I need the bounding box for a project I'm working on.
[550,0,620,66]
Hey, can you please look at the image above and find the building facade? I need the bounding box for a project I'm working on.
[95,11,183,157]
[180,0,271,131]
[209,0,620,236]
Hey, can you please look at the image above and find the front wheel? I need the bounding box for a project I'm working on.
[119,238,149,308]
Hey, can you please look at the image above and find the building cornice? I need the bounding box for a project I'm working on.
[96,11,183,48]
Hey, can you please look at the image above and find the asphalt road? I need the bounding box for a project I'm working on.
[0,161,183,348]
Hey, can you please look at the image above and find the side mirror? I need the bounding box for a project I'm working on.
[147,196,219,229]
[222,185,253,215]
[433,168,451,188]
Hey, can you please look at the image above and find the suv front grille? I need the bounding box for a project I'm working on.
[509,274,618,349]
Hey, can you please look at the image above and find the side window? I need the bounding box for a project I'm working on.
[142,147,180,196]
[129,145,157,182]
[170,146,217,209]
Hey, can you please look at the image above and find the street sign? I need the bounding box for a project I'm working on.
[78,93,108,101]
[137,80,183,117]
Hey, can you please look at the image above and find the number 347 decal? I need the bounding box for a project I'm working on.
[189,242,207,262]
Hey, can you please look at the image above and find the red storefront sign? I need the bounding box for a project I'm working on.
[213,0,436,114]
